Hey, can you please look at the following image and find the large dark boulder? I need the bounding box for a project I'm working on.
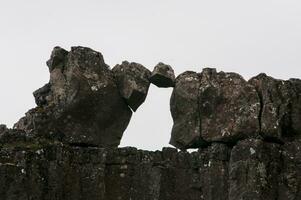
[170,68,260,149]
[199,68,260,143]
[112,61,151,111]
[15,46,132,147]
[170,71,206,149]
[249,74,301,141]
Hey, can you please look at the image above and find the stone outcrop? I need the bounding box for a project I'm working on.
[14,47,134,147]
[0,128,300,200]
[149,62,175,88]
[1,46,301,199]
[170,68,301,149]
[249,74,301,141]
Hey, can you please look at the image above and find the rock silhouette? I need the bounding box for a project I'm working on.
[1,46,301,200]
[15,46,133,147]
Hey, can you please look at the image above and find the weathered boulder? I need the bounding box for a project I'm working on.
[249,74,301,141]
[199,68,260,143]
[112,61,151,111]
[149,62,175,88]
[170,68,260,149]
[170,71,206,149]
[15,46,132,147]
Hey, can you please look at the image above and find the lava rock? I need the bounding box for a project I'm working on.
[112,61,151,111]
[149,62,175,88]
[170,71,206,150]
[199,68,260,143]
[46,46,68,72]
[0,124,7,134]
[170,68,260,149]
[15,46,132,147]
[278,140,301,200]
[33,83,51,106]
[249,74,301,141]
[229,139,282,200]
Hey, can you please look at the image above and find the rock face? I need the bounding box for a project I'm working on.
[2,47,301,199]
[149,62,175,88]
[170,71,205,149]
[249,73,301,141]
[112,61,151,111]
[170,68,260,149]
[199,68,260,143]
[0,128,301,200]
[15,46,132,147]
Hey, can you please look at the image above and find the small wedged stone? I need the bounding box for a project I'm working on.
[249,74,301,141]
[149,62,175,88]
[15,46,132,147]
[112,61,151,111]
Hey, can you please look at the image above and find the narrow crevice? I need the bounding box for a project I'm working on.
[255,88,264,135]
[68,142,98,148]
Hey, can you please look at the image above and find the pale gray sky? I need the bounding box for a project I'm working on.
[0,0,300,150]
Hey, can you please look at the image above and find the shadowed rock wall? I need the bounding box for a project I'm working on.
[0,133,300,200]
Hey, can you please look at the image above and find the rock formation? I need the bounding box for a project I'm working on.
[170,68,301,149]
[14,47,135,147]
[0,46,301,200]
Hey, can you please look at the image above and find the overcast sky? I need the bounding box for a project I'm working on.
[0,0,300,150]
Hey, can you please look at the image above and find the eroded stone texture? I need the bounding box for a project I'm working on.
[170,71,206,150]
[112,61,151,111]
[278,140,301,200]
[229,139,282,200]
[149,62,175,88]
[170,68,260,149]
[199,68,260,143]
[15,46,132,147]
[249,74,301,141]
[0,142,107,200]
[0,136,300,200]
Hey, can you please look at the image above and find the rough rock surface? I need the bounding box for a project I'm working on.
[170,71,206,149]
[14,46,132,147]
[0,128,301,200]
[2,48,301,199]
[149,62,175,88]
[170,68,260,149]
[112,61,151,111]
[249,73,301,141]
[199,68,260,143]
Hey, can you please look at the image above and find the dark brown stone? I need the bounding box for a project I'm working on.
[150,62,175,88]
[249,74,301,141]
[199,68,260,143]
[15,46,132,147]
[170,71,206,150]
[112,61,151,111]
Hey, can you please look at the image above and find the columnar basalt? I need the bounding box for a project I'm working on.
[1,46,301,200]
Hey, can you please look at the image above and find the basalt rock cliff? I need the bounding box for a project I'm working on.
[1,46,301,200]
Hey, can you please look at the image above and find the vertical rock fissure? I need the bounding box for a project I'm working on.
[256,88,264,136]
